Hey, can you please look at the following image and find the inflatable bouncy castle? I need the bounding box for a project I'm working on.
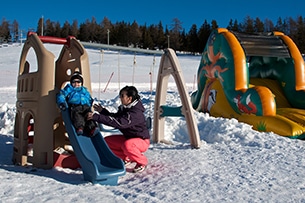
[191,28,305,139]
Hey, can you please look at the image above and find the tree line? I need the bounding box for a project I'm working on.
[1,16,305,53]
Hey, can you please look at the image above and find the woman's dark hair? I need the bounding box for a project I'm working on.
[120,86,140,102]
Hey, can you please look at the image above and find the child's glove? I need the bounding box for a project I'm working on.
[59,103,67,111]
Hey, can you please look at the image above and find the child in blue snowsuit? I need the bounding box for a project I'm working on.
[56,71,96,136]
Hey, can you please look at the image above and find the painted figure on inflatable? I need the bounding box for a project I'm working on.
[191,28,305,139]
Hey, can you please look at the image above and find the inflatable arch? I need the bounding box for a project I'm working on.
[191,28,305,139]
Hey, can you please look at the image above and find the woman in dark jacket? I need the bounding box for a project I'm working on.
[87,86,150,173]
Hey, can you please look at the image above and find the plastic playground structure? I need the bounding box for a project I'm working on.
[12,32,200,185]
[12,32,125,185]
[191,28,305,139]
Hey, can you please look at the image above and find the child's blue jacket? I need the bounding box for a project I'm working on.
[56,83,93,106]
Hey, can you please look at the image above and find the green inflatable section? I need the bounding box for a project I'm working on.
[191,28,305,139]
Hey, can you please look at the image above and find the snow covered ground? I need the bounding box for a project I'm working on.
[1,43,305,202]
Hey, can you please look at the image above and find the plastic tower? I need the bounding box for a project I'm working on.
[12,32,91,169]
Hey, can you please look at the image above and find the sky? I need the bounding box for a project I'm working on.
[2,0,305,33]
[1,43,305,202]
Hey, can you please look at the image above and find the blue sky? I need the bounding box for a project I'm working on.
[2,0,305,32]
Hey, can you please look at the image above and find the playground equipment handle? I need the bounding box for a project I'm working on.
[27,31,75,46]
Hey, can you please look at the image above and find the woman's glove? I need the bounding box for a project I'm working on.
[93,104,103,112]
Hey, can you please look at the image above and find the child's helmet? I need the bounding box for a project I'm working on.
[70,71,83,84]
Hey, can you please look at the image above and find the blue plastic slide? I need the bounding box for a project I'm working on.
[61,109,126,185]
